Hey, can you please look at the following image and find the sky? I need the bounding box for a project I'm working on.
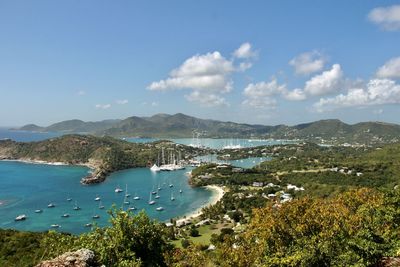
[0,1,400,127]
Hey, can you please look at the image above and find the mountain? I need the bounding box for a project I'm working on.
[18,124,45,132]
[19,119,121,133]
[14,114,400,144]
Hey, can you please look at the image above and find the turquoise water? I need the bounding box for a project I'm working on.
[0,161,212,234]
[126,137,295,149]
[195,154,271,169]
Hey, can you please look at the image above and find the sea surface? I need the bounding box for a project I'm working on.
[126,137,295,149]
[0,128,276,234]
[0,128,61,142]
[0,161,212,234]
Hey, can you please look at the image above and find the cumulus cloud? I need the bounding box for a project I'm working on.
[147,51,234,107]
[289,51,325,75]
[314,79,400,112]
[95,104,111,109]
[304,64,343,96]
[233,42,257,59]
[368,5,400,31]
[148,51,234,93]
[283,88,307,101]
[376,57,400,79]
[185,91,229,107]
[116,99,129,105]
[148,43,257,107]
[238,62,253,72]
[242,78,286,109]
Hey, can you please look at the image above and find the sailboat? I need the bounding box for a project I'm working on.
[15,214,27,221]
[148,192,156,205]
[115,185,123,193]
[92,208,100,219]
[98,201,105,209]
[47,203,55,208]
[150,151,161,172]
[85,223,92,227]
[155,192,160,199]
[128,204,136,211]
[67,195,72,202]
[35,209,43,213]
[133,192,140,200]
[170,192,175,201]
[61,213,70,218]
[73,201,81,210]
[50,224,60,228]
[125,184,131,198]
[156,206,164,211]
[179,189,183,194]
[94,195,101,201]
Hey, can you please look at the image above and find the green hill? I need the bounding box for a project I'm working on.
[0,134,203,184]
[14,114,400,144]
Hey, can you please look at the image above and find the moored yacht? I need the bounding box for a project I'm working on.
[15,214,27,221]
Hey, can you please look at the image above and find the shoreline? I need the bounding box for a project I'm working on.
[175,184,225,225]
[0,158,97,170]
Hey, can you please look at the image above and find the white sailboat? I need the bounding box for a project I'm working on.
[170,192,175,201]
[148,192,156,205]
[115,184,123,193]
[73,201,81,210]
[94,195,101,201]
[133,192,140,200]
[125,184,131,198]
[15,214,27,221]
[156,206,164,211]
[98,201,105,209]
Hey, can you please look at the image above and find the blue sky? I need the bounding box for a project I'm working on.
[1,0,400,126]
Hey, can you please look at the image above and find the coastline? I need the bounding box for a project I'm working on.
[0,158,95,169]
[175,184,225,225]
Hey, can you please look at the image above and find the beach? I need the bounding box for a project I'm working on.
[175,184,225,225]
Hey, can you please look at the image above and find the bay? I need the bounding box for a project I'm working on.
[0,161,212,234]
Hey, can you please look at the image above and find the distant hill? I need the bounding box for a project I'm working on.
[18,124,45,132]
[14,114,400,144]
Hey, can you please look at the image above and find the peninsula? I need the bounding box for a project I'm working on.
[0,134,207,184]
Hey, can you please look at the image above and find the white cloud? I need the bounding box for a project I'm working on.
[289,51,325,75]
[148,44,256,107]
[116,99,129,105]
[77,90,86,96]
[376,57,400,79]
[95,104,111,109]
[185,91,229,107]
[147,51,234,107]
[233,42,257,59]
[373,108,384,115]
[242,78,286,109]
[238,62,253,72]
[304,64,343,96]
[151,101,158,107]
[314,79,400,112]
[368,5,400,31]
[148,51,234,93]
[284,88,306,101]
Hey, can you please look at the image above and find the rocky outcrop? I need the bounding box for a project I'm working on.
[35,249,98,267]
[80,170,107,185]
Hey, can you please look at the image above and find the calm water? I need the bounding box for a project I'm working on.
[196,154,271,169]
[126,137,295,149]
[0,161,212,234]
[0,128,61,142]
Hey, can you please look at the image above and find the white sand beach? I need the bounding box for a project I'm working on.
[175,184,225,225]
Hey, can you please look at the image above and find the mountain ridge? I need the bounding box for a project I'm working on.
[13,113,400,144]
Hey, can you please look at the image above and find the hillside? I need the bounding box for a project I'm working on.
[0,135,204,184]
[14,114,400,144]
